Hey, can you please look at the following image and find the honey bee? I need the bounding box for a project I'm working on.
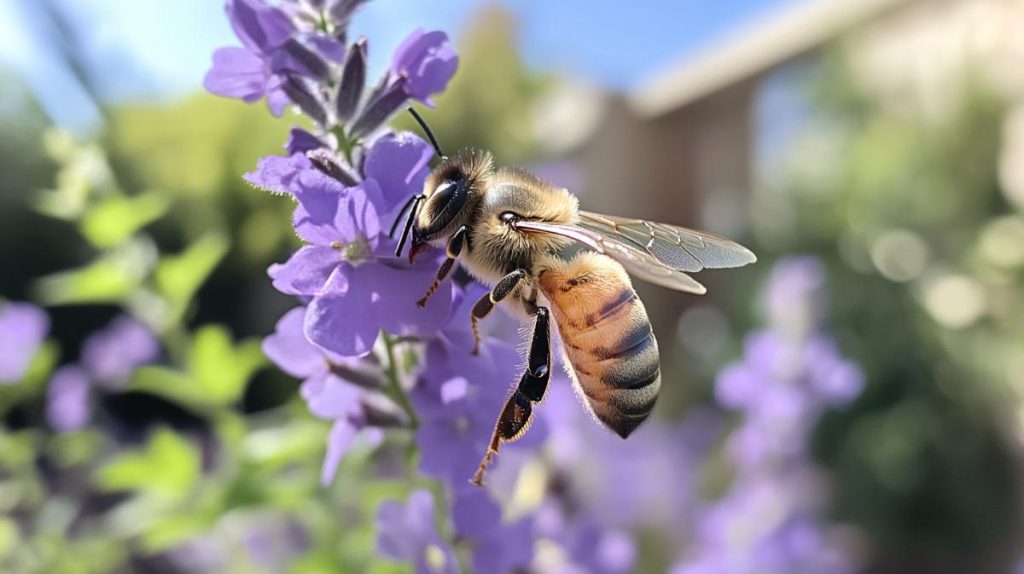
[396,109,756,486]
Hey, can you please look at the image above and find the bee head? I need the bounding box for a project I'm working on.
[394,108,492,262]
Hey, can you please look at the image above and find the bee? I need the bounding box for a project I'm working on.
[395,109,756,486]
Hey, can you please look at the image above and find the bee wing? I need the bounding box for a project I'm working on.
[577,211,757,272]
[513,219,710,295]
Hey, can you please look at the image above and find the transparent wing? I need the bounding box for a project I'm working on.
[577,211,757,272]
[513,220,709,295]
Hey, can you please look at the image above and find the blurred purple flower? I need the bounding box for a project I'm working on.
[80,315,159,388]
[534,499,636,574]
[377,490,458,574]
[0,302,48,384]
[679,256,862,573]
[391,29,458,106]
[764,255,827,335]
[46,366,91,433]
[452,488,533,574]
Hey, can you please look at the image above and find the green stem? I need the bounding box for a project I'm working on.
[381,333,418,428]
[331,126,357,166]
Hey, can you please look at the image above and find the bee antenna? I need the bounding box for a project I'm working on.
[407,107,446,159]
[395,194,425,258]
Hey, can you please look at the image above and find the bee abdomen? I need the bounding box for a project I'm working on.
[538,253,661,439]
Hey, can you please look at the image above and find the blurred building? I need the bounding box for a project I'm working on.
[545,0,1024,354]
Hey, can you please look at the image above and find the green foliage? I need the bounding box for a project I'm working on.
[34,239,153,305]
[132,325,265,411]
[768,50,1023,565]
[96,428,201,498]
[80,192,169,248]
[153,232,230,325]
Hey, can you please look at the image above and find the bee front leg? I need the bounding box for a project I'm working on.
[416,225,469,308]
[469,269,527,355]
[472,305,550,487]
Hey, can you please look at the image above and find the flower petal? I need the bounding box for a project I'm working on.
[304,266,379,357]
[285,128,327,155]
[391,29,458,102]
[227,0,294,55]
[301,373,362,420]
[364,131,433,214]
[360,261,453,338]
[268,245,340,295]
[243,153,311,196]
[321,418,359,485]
[204,46,266,101]
[262,307,327,379]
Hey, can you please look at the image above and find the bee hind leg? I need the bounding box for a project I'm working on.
[417,225,468,308]
[469,269,526,355]
[471,306,550,487]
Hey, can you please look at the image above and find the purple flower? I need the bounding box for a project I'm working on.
[412,284,546,488]
[377,490,458,574]
[263,306,334,381]
[205,0,297,116]
[263,151,453,358]
[391,29,458,106]
[47,366,91,432]
[301,372,387,484]
[0,302,48,384]
[80,315,159,388]
[245,152,315,196]
[534,499,637,574]
[452,488,533,574]
[363,132,434,217]
[263,306,394,484]
[764,256,827,335]
[679,256,862,573]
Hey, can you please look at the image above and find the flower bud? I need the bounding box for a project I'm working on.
[335,38,367,123]
[281,76,329,127]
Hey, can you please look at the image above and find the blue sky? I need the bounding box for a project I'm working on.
[0,0,800,132]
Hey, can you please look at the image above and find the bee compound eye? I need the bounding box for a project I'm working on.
[432,179,460,206]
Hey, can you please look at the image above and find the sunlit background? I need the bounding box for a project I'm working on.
[3,0,1024,572]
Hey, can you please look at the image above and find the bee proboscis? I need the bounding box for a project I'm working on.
[396,108,756,486]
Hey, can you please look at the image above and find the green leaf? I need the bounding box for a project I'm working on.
[139,512,213,553]
[34,240,154,305]
[80,192,169,248]
[130,365,208,410]
[0,518,17,561]
[0,342,57,417]
[190,325,265,405]
[155,232,229,308]
[95,428,200,498]
[47,430,104,468]
[130,326,265,410]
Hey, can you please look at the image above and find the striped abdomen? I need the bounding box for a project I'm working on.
[538,252,660,438]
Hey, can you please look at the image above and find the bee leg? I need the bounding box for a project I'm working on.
[472,306,550,487]
[416,225,468,308]
[469,269,527,355]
